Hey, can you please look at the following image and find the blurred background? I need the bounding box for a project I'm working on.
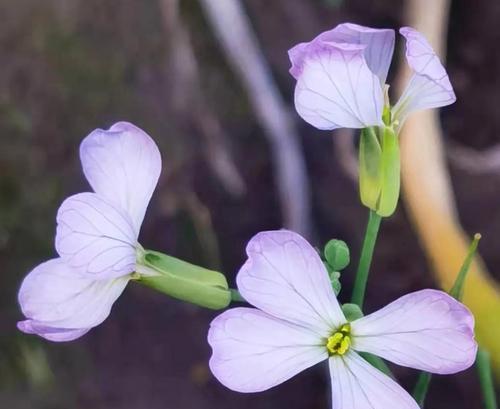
[1,0,499,408]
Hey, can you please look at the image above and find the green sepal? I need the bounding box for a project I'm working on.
[341,303,363,321]
[359,127,382,211]
[377,125,400,217]
[359,125,400,217]
[137,250,231,310]
[324,239,350,271]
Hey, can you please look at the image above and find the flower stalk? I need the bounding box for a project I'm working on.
[351,209,382,308]
[412,372,432,407]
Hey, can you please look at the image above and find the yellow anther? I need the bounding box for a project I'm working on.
[326,323,351,356]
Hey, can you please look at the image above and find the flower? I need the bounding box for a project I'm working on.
[289,23,455,130]
[208,230,477,408]
[17,122,161,341]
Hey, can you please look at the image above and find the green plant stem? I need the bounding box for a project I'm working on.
[412,372,432,407]
[351,210,382,308]
[360,353,393,378]
[230,289,245,302]
[476,348,498,409]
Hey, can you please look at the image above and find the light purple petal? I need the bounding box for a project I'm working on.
[351,289,477,374]
[289,23,395,84]
[55,192,137,279]
[208,307,327,393]
[236,230,345,337]
[80,121,162,234]
[320,23,394,84]
[17,320,90,342]
[392,27,456,123]
[18,258,129,341]
[293,41,384,130]
[329,352,419,409]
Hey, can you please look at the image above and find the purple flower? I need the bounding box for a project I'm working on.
[289,23,455,130]
[18,122,161,341]
[208,230,477,408]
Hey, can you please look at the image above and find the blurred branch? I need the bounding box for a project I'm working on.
[159,0,246,198]
[199,0,312,237]
[448,142,500,174]
[332,129,358,183]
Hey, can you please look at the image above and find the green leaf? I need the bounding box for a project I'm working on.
[449,233,481,301]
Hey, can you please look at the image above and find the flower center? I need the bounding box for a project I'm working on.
[326,323,351,356]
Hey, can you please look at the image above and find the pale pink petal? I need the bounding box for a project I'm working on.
[289,23,395,84]
[55,192,137,279]
[351,289,477,374]
[293,42,384,130]
[208,307,327,393]
[17,320,90,342]
[18,258,129,336]
[80,122,162,234]
[329,352,419,409]
[319,23,394,84]
[392,27,456,123]
[236,230,345,337]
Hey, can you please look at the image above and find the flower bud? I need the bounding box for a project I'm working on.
[324,239,350,271]
[341,303,364,321]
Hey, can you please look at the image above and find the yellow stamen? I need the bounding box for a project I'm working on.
[326,324,351,356]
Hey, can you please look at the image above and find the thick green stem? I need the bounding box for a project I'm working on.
[351,210,382,308]
[476,348,498,409]
[412,372,432,407]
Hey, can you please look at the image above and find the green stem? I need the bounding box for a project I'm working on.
[412,372,432,407]
[450,233,481,300]
[351,210,382,308]
[476,348,498,409]
[230,289,246,302]
[360,353,394,378]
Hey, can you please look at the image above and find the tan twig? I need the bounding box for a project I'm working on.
[397,0,500,374]
[447,142,500,174]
